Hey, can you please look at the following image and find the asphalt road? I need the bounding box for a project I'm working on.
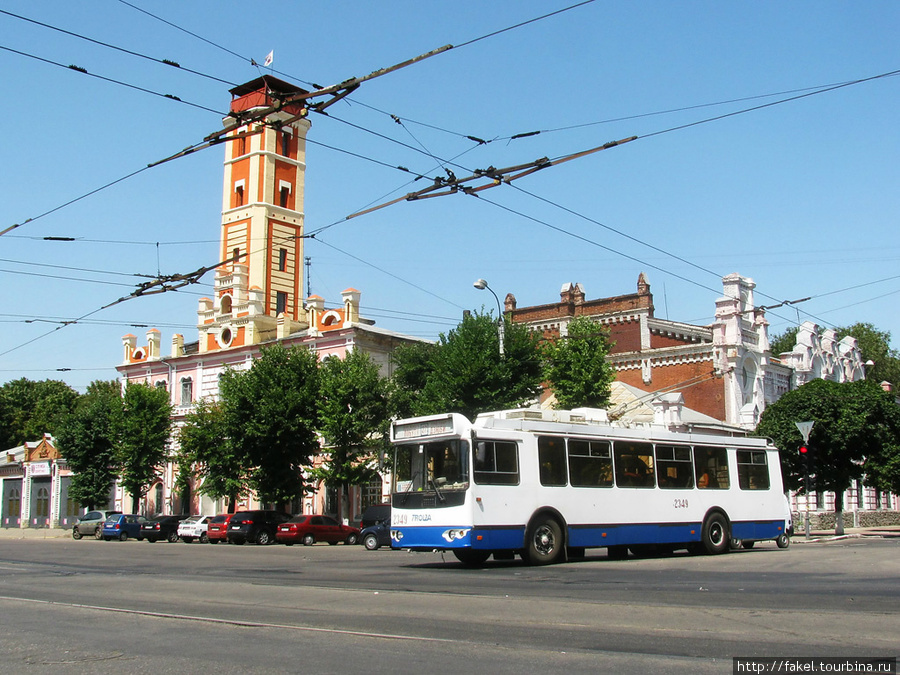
[0,536,897,674]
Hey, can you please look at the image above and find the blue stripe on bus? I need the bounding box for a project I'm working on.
[394,519,786,551]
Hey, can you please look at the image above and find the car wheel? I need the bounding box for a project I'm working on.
[72,527,83,540]
[94,526,103,540]
[302,534,315,546]
[199,533,209,544]
[167,531,179,543]
[209,538,219,544]
[364,534,379,551]
[148,538,156,543]
[182,536,193,544]
[345,533,358,546]
[776,533,791,549]
[103,536,111,541]
[119,532,128,542]
[256,530,272,545]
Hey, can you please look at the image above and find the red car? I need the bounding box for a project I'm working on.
[276,515,360,546]
[206,513,234,544]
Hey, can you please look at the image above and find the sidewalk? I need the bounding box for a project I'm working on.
[0,527,71,539]
[792,525,900,543]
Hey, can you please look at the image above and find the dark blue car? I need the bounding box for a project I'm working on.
[101,514,146,541]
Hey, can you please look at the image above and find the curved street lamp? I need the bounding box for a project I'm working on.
[473,278,505,357]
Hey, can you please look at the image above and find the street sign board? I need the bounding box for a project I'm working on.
[795,421,815,443]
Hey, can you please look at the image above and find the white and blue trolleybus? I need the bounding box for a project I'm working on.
[389,407,790,565]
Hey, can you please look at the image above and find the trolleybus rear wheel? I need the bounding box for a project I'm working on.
[701,512,729,555]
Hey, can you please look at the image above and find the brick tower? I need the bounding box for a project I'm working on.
[198,76,312,353]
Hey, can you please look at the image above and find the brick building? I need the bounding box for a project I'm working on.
[507,272,866,429]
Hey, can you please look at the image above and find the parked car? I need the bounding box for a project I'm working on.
[276,515,360,546]
[206,513,233,544]
[101,514,146,541]
[73,510,122,540]
[360,503,391,529]
[226,510,290,545]
[141,515,189,543]
[177,515,212,543]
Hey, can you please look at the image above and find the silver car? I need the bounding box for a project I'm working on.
[72,510,122,540]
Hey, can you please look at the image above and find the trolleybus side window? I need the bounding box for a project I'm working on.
[538,436,568,486]
[614,441,655,488]
[694,446,729,489]
[736,450,770,490]
[474,440,519,485]
[655,444,694,489]
[568,439,613,487]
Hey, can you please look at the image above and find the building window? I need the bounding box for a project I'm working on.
[7,488,21,518]
[155,483,164,513]
[236,134,247,157]
[35,487,50,518]
[234,184,244,207]
[281,130,291,157]
[232,247,241,264]
[279,185,290,208]
[278,248,287,272]
[276,291,288,316]
[180,378,193,405]
[155,380,167,391]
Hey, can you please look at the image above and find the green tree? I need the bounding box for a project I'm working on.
[768,327,799,357]
[392,311,543,421]
[55,381,121,511]
[542,315,616,409]
[176,398,245,513]
[0,378,78,449]
[219,344,320,506]
[756,378,900,534]
[313,350,390,522]
[117,382,172,513]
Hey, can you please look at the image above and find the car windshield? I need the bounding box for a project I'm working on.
[104,517,119,524]
[182,516,200,523]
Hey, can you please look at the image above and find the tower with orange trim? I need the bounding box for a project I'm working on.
[198,75,311,354]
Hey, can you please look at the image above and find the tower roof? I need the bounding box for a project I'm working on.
[229,76,310,114]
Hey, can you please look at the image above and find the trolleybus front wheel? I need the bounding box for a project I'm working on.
[453,549,490,566]
[525,516,564,566]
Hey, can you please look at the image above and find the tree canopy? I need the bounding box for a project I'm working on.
[0,378,78,449]
[117,382,173,513]
[176,397,246,513]
[55,380,121,511]
[756,378,900,533]
[313,350,390,521]
[218,344,320,505]
[542,315,616,409]
[391,311,543,421]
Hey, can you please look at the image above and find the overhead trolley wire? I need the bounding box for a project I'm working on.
[0,8,238,87]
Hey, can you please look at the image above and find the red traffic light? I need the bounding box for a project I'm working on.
[799,445,808,454]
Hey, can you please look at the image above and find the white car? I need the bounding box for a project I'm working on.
[177,515,212,543]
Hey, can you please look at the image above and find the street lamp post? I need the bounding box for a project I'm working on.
[473,278,505,357]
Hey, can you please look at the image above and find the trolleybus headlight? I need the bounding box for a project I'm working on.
[390,529,403,542]
[441,528,471,543]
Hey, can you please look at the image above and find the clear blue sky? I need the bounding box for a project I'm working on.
[1,1,898,392]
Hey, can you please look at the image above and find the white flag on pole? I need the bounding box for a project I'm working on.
[264,50,274,67]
